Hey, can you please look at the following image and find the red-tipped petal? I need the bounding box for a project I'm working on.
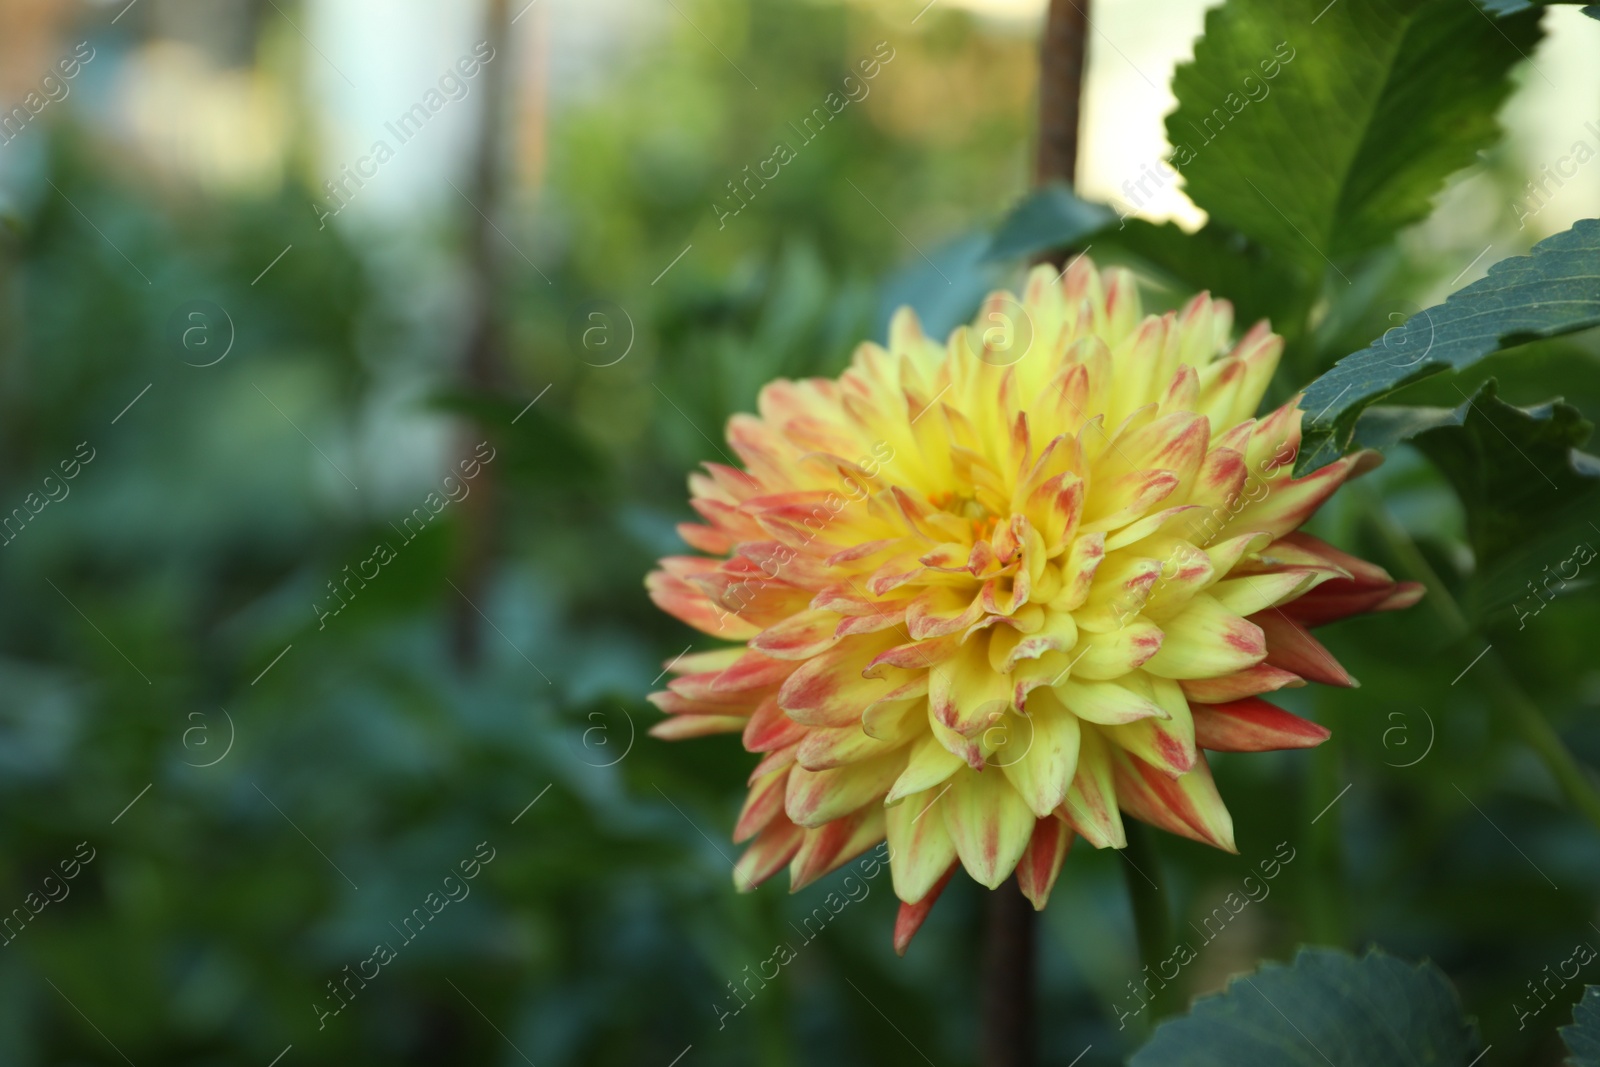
[1016,816,1072,910]
[1112,750,1237,853]
[1192,697,1330,752]
[733,816,805,891]
[1179,664,1304,704]
[893,864,958,956]
[1254,610,1356,687]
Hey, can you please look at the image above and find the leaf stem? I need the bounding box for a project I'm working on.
[1367,495,1600,834]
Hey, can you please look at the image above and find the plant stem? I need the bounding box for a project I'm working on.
[1120,820,1179,1021]
[981,879,1037,1067]
[1035,0,1091,186]
[451,0,513,669]
[1368,497,1600,834]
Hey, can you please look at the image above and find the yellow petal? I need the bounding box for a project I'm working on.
[885,786,960,903]
[998,689,1082,817]
[943,769,1036,889]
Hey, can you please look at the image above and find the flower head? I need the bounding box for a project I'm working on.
[647,258,1420,952]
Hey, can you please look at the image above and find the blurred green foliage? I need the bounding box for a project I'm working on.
[0,0,1598,1064]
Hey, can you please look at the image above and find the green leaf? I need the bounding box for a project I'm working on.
[982,185,1305,334]
[430,388,610,491]
[1481,0,1594,14]
[1355,382,1600,601]
[1565,986,1600,1066]
[1130,947,1479,1067]
[1168,0,1539,270]
[1297,219,1600,473]
[983,183,1116,262]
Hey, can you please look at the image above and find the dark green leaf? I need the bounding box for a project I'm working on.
[1358,382,1600,595]
[982,185,1306,334]
[1564,986,1600,1066]
[1130,947,1479,1067]
[1297,219,1600,473]
[431,388,610,491]
[982,183,1116,262]
[1168,0,1539,269]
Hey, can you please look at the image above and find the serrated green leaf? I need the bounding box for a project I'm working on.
[1130,947,1479,1067]
[1564,986,1600,1066]
[1168,0,1539,271]
[1297,219,1600,473]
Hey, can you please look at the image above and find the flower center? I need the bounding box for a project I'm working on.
[928,490,998,543]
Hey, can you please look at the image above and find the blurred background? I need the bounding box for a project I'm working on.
[1,0,1598,1063]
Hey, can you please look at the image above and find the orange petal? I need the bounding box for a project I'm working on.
[733,815,805,891]
[789,807,886,892]
[784,754,902,828]
[735,766,791,843]
[749,609,844,660]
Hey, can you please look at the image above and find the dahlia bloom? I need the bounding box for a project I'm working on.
[647,258,1420,953]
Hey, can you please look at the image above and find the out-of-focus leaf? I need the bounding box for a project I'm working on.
[1480,0,1594,13]
[982,183,1116,262]
[982,183,1305,335]
[877,231,1007,343]
[1357,382,1600,598]
[1565,986,1600,1066]
[432,388,609,491]
[1168,0,1538,269]
[1298,219,1600,474]
[1130,947,1479,1066]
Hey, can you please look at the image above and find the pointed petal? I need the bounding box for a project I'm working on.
[649,714,747,739]
[733,815,805,891]
[930,641,1013,738]
[789,807,886,892]
[943,769,1036,889]
[777,635,901,727]
[1059,726,1125,848]
[1142,595,1265,679]
[887,732,967,803]
[885,788,960,903]
[999,689,1082,817]
[1070,617,1165,680]
[785,754,902,828]
[1055,677,1167,725]
[893,864,958,956]
[1101,676,1197,777]
[734,765,790,842]
[1111,750,1237,853]
[1179,664,1305,704]
[1254,610,1357,687]
[1016,816,1072,910]
[749,609,845,660]
[1192,697,1330,752]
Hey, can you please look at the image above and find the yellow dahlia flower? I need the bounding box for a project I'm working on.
[647,257,1420,953]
